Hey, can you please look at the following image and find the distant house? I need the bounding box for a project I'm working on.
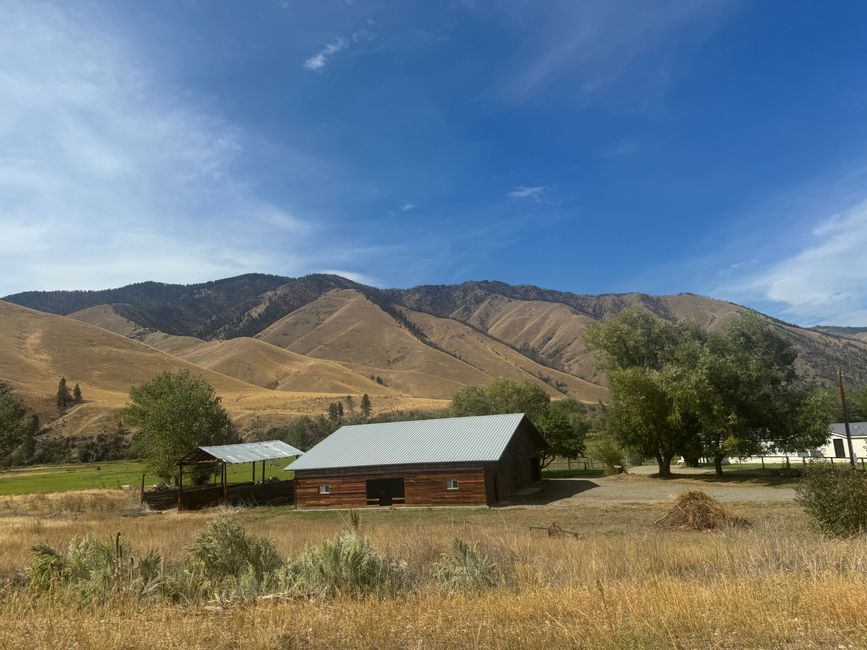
[288,413,549,508]
[820,423,867,459]
[733,422,867,464]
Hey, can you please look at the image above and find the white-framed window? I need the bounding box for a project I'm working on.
[446,479,460,491]
[319,484,331,495]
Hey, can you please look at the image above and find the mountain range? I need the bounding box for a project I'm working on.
[4,273,867,440]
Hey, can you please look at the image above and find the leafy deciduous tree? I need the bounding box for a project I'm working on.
[123,370,235,482]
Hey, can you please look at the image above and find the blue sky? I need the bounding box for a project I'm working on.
[2,1,867,325]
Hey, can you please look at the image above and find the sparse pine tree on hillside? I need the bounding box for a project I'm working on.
[360,393,372,420]
[72,383,82,403]
[337,402,344,420]
[328,402,340,423]
[56,377,71,411]
[345,395,354,414]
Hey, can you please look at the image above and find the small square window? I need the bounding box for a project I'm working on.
[446,479,460,490]
[319,484,331,495]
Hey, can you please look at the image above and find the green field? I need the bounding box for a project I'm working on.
[0,459,295,496]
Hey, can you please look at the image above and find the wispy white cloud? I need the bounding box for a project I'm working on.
[497,0,728,102]
[0,1,323,296]
[507,185,550,202]
[400,202,416,212]
[303,37,348,71]
[604,138,638,158]
[719,199,867,326]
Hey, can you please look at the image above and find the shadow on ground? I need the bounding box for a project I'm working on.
[669,469,800,488]
[508,479,600,506]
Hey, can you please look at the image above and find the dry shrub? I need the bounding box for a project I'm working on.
[26,533,162,602]
[797,463,867,537]
[655,490,749,531]
[186,517,282,583]
[282,531,408,599]
[433,538,498,594]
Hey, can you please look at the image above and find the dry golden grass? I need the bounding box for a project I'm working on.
[0,300,445,437]
[404,308,607,402]
[1,491,866,648]
[256,290,494,398]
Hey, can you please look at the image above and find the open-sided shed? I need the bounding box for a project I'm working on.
[145,440,304,510]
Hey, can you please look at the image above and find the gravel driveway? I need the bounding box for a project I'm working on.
[518,473,797,506]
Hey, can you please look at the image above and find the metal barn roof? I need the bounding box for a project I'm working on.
[287,413,536,472]
[830,422,867,438]
[180,440,304,465]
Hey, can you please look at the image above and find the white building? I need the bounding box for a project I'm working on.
[728,422,867,465]
[819,422,867,459]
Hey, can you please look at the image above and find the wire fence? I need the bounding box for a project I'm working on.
[545,455,867,472]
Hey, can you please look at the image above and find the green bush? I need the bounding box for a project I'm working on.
[26,534,162,601]
[282,531,407,599]
[186,518,283,583]
[587,435,625,475]
[797,463,867,537]
[433,538,498,594]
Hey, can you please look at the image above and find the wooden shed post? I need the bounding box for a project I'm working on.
[178,463,184,510]
[262,460,266,482]
[221,462,227,503]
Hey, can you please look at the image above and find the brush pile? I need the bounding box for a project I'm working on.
[655,490,750,531]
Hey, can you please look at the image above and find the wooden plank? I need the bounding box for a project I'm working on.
[296,467,488,508]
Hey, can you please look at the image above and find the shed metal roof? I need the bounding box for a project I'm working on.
[830,422,867,438]
[287,413,538,472]
[183,440,304,465]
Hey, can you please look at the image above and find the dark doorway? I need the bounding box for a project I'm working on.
[366,478,405,506]
[492,473,500,501]
[833,438,846,458]
[530,457,542,481]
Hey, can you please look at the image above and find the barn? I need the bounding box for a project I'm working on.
[289,413,549,508]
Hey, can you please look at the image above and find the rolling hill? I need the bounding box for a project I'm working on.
[0,300,442,439]
[6,273,867,443]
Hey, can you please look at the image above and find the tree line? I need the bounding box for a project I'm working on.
[585,309,834,477]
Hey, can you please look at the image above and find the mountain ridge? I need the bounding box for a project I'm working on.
[6,274,867,404]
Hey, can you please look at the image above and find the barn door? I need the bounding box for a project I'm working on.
[530,457,541,481]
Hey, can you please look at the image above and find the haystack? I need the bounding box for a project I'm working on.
[655,490,750,531]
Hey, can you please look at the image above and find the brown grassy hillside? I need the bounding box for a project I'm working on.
[402,308,608,402]
[256,289,493,399]
[145,334,392,395]
[0,301,443,437]
[68,304,151,338]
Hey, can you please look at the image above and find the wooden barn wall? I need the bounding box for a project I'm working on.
[295,467,488,508]
[491,420,547,501]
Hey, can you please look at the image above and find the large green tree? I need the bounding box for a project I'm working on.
[0,386,39,466]
[586,310,701,477]
[607,367,695,478]
[124,370,235,482]
[451,378,589,468]
[668,315,830,476]
[588,309,833,478]
[452,377,550,419]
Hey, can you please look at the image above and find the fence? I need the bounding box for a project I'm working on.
[142,478,295,510]
[727,455,867,471]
